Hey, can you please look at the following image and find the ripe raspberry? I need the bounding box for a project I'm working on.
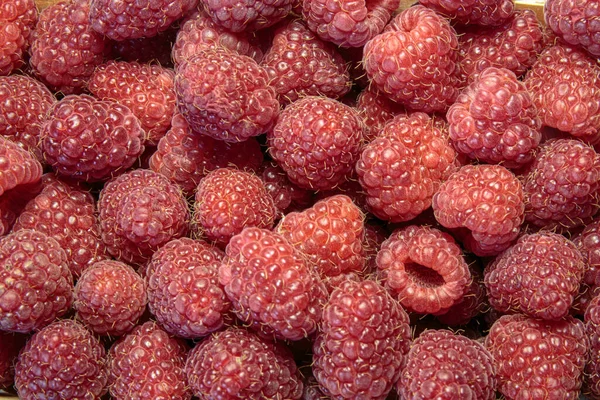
[41,94,145,182]
[29,0,108,94]
[546,0,600,57]
[377,225,471,315]
[420,0,514,26]
[199,0,292,33]
[356,86,405,143]
[363,6,462,112]
[149,112,263,196]
[436,262,487,326]
[524,44,600,142]
[257,160,313,214]
[90,0,196,41]
[268,96,365,191]
[89,60,176,145]
[432,164,524,256]
[447,67,542,168]
[523,139,600,231]
[185,327,303,399]
[98,169,190,265]
[219,227,327,341]
[585,293,600,398]
[0,180,41,237]
[14,319,108,399]
[0,0,37,76]
[312,279,411,399]
[108,321,191,400]
[0,332,26,390]
[485,314,588,400]
[175,47,279,143]
[574,217,600,312]
[0,134,42,196]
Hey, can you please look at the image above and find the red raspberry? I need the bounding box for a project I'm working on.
[432,164,524,256]
[485,314,588,400]
[420,0,514,26]
[108,321,191,400]
[301,0,400,47]
[276,194,366,278]
[268,96,365,191]
[399,329,496,399]
[524,44,600,142]
[377,225,471,315]
[0,0,37,76]
[436,262,487,326]
[175,48,279,143]
[312,279,411,399]
[574,217,600,313]
[74,260,147,336]
[199,0,292,33]
[219,227,327,341]
[447,67,542,168]
[149,112,263,196]
[356,86,405,143]
[0,134,42,196]
[523,139,600,231]
[29,0,108,94]
[146,237,231,339]
[14,320,108,400]
[185,327,303,399]
[89,60,176,145]
[41,94,145,182]
[585,293,600,398]
[0,180,41,237]
[0,332,26,390]
[257,160,313,214]
[363,6,462,112]
[98,169,190,265]
[546,0,600,57]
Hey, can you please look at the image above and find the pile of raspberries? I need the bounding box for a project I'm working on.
[2,0,600,398]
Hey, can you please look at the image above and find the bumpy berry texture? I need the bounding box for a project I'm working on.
[436,262,487,326]
[485,232,585,321]
[447,67,542,168]
[0,230,72,333]
[89,60,176,145]
[377,225,471,315]
[302,0,400,47]
[175,48,279,143]
[546,0,600,57]
[523,139,600,231]
[312,279,411,399]
[432,164,524,256]
[108,321,191,400]
[261,19,351,104]
[14,320,108,399]
[356,86,405,143]
[400,329,496,399]
[98,169,190,265]
[41,94,145,182]
[89,0,197,40]
[420,0,514,26]
[74,260,146,336]
[29,0,108,94]
[0,134,42,196]
[363,6,462,112]
[146,237,231,339]
[268,96,364,191]
[574,217,600,315]
[199,0,292,33]
[219,227,327,341]
[0,332,26,390]
[0,0,37,76]
[257,160,313,214]
[185,327,303,399]
[485,314,588,400]
[0,180,41,237]
[585,294,600,398]
[194,168,277,247]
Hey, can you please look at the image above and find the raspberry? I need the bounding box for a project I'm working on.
[0,180,41,237]
[185,327,303,399]
[98,169,190,265]
[436,262,487,326]
[420,0,514,26]
[194,168,276,247]
[0,332,26,390]
[175,47,279,143]
[399,329,496,399]
[574,217,600,312]
[74,260,146,336]
[447,67,542,168]
[41,94,145,182]
[0,74,55,161]
[301,0,400,47]
[376,225,471,315]
[14,319,108,399]
[276,194,366,278]
[0,134,42,196]
[89,60,176,145]
[199,0,292,33]
[356,86,405,143]
[29,0,108,94]
[585,293,600,398]
[363,6,462,112]
[0,230,72,333]
[485,232,585,321]
[485,314,588,400]
[257,160,313,214]
[523,139,600,231]
[0,0,37,76]
[546,0,600,57]
[149,112,264,196]
[89,0,196,41]
[432,164,524,256]
[146,237,231,339]
[312,279,411,399]
[108,321,191,400]
[219,227,327,341]
[268,96,365,191]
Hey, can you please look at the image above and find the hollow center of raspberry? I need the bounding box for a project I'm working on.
[405,262,445,288]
